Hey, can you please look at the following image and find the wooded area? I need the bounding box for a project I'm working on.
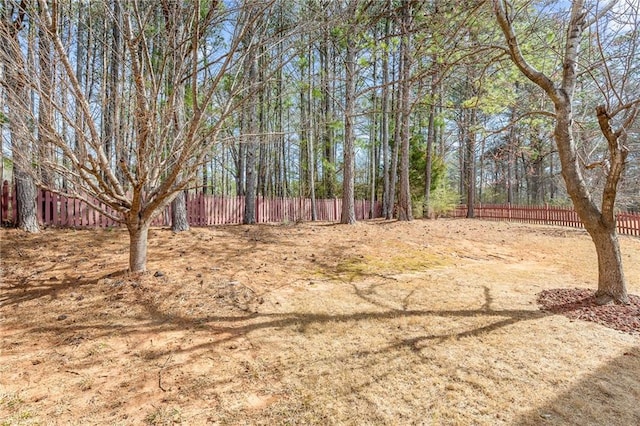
[1,1,638,298]
[1,2,640,422]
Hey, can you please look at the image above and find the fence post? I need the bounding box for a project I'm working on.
[257,195,261,223]
[545,203,549,224]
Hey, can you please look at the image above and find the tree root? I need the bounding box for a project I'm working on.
[595,291,630,306]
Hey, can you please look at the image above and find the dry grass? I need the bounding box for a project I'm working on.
[1,219,639,425]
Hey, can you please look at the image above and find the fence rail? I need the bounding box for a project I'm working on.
[453,203,640,237]
[0,181,381,228]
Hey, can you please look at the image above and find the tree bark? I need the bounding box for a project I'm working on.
[164,1,189,232]
[127,220,150,273]
[396,0,413,222]
[304,43,317,220]
[341,35,356,225]
[424,78,436,218]
[15,171,39,232]
[380,19,391,219]
[592,227,628,305]
[506,109,516,204]
[464,108,476,218]
[244,141,257,224]
[37,22,54,187]
[321,23,336,199]
[171,191,189,232]
[388,78,401,220]
[242,11,259,225]
[4,5,39,233]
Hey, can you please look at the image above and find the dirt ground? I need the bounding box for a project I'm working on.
[1,219,639,425]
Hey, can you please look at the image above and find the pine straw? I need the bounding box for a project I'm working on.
[538,288,640,335]
[1,220,639,425]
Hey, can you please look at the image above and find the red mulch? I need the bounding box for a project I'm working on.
[537,288,640,335]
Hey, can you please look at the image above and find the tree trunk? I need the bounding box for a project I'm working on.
[464,108,476,218]
[244,142,257,224]
[386,12,401,220]
[306,45,317,221]
[4,5,39,233]
[424,82,436,219]
[164,2,189,231]
[321,25,336,199]
[299,58,308,200]
[15,171,39,232]
[556,103,629,304]
[368,36,378,220]
[171,191,189,232]
[243,40,258,224]
[341,36,356,225]
[531,152,544,204]
[308,124,318,221]
[388,84,401,220]
[591,226,628,305]
[74,0,87,154]
[127,221,150,273]
[554,102,627,304]
[380,23,391,218]
[236,142,246,196]
[506,109,516,204]
[38,23,54,187]
[396,0,413,222]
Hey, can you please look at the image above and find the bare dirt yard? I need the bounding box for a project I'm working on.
[1,219,639,425]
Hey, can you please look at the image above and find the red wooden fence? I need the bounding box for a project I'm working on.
[454,203,640,237]
[0,181,382,228]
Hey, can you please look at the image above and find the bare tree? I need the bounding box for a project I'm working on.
[1,0,280,272]
[493,0,640,304]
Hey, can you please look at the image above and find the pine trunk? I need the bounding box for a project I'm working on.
[244,143,257,224]
[341,37,356,225]
[4,10,39,233]
[380,36,390,219]
[424,86,436,219]
[171,191,189,232]
[396,1,413,222]
[15,171,39,233]
[242,8,259,224]
[464,108,476,218]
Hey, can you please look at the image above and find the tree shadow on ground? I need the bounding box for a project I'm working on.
[2,222,547,366]
[21,283,547,363]
[0,273,97,307]
[514,345,640,425]
[0,224,300,308]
